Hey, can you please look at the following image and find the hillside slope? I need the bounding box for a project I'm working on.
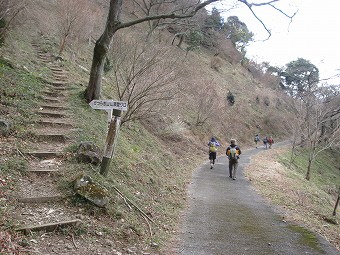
[0,1,307,254]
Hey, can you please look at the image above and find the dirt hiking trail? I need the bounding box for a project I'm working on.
[173,141,339,255]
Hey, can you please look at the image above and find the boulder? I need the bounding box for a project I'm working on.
[0,119,10,137]
[76,141,102,165]
[74,173,110,207]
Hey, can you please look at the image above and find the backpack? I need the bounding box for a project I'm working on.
[229,147,237,159]
[209,143,217,152]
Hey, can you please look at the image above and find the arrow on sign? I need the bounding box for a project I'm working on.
[89,100,128,111]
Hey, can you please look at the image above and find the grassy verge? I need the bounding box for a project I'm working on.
[245,146,339,250]
[63,85,203,249]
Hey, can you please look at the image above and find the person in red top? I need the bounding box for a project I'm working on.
[268,136,274,149]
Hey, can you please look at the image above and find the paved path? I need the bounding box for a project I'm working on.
[176,141,339,255]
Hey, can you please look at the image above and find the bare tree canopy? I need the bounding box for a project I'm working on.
[107,36,183,126]
[84,0,296,103]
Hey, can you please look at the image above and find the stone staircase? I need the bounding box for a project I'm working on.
[13,39,81,234]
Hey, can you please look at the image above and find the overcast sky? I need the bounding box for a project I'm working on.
[210,0,340,85]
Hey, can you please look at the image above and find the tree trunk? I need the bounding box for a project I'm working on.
[333,196,339,216]
[85,0,123,103]
[85,41,107,102]
[333,186,340,216]
[305,158,312,180]
[59,35,67,55]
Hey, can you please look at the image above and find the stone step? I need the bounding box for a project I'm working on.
[37,52,49,56]
[53,73,67,78]
[28,158,63,171]
[25,138,67,150]
[39,104,69,111]
[38,54,50,59]
[50,67,64,72]
[33,133,68,142]
[17,195,66,203]
[24,151,64,159]
[53,76,67,82]
[26,169,59,173]
[52,71,67,75]
[37,118,73,128]
[47,85,68,91]
[48,81,68,87]
[16,219,81,234]
[37,110,67,118]
[42,90,65,97]
[41,96,62,103]
[33,126,70,139]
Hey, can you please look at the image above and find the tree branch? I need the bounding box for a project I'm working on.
[116,0,220,30]
[239,0,297,40]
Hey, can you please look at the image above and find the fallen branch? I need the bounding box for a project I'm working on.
[111,185,158,227]
[116,191,132,210]
[16,148,29,161]
[70,233,78,249]
[141,214,153,237]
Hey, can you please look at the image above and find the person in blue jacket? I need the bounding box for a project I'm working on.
[208,137,220,169]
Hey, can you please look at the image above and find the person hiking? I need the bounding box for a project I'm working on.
[268,136,274,149]
[208,137,220,169]
[226,139,241,180]
[263,136,268,149]
[254,134,260,148]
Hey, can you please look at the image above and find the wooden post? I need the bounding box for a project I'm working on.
[100,110,122,177]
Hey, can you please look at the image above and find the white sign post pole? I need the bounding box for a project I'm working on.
[89,100,128,177]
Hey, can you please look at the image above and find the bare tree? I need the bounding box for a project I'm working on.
[84,0,295,103]
[56,0,98,55]
[191,83,220,127]
[107,36,182,126]
[290,87,340,180]
[0,0,25,44]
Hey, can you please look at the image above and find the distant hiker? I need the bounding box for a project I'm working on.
[300,134,305,147]
[263,136,268,149]
[208,137,220,169]
[268,136,274,149]
[254,134,260,148]
[226,139,241,180]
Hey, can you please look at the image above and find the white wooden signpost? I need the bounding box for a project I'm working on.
[89,100,128,111]
[89,100,128,177]
[89,100,128,123]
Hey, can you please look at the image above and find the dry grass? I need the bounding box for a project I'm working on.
[245,146,340,251]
